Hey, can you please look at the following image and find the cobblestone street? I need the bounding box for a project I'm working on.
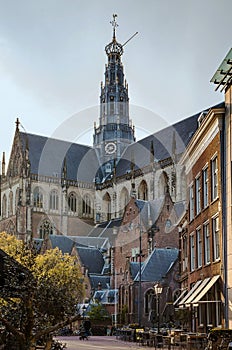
[56,335,145,349]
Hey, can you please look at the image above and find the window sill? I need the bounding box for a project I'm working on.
[212,259,221,264]
[211,197,219,205]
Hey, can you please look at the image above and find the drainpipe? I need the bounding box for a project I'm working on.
[221,113,228,328]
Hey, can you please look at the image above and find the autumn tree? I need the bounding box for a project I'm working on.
[0,232,84,350]
[87,301,111,321]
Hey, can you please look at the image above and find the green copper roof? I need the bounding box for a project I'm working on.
[211,48,232,91]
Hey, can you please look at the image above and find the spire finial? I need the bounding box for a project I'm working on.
[110,14,118,39]
[15,117,20,131]
[2,152,5,177]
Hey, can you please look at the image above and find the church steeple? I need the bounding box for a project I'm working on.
[93,14,135,179]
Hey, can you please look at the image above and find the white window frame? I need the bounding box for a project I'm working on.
[204,222,210,265]
[212,215,220,261]
[182,235,188,271]
[195,175,201,215]
[190,233,195,272]
[211,155,218,201]
[196,227,202,268]
[203,165,208,208]
[189,183,194,221]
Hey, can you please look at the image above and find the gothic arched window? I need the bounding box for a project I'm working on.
[15,187,20,210]
[144,289,155,315]
[82,194,92,217]
[138,180,148,200]
[103,192,111,221]
[49,189,59,210]
[2,194,7,218]
[33,187,43,208]
[8,191,13,216]
[120,187,129,215]
[39,220,54,239]
[158,171,169,196]
[68,192,77,212]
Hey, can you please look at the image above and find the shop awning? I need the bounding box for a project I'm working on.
[178,275,221,308]
[173,289,188,306]
[178,280,202,307]
[185,277,211,307]
[191,275,220,306]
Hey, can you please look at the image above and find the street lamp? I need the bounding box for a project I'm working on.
[154,283,163,334]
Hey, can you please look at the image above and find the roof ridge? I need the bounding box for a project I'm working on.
[19,131,92,150]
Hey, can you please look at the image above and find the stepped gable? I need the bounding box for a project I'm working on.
[19,132,98,182]
[134,247,179,282]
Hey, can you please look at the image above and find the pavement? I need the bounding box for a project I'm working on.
[55,335,144,349]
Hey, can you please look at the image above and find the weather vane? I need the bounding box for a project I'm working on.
[110,14,118,30]
[110,14,118,38]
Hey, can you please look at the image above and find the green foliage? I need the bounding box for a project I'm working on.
[87,302,111,321]
[119,304,128,324]
[0,232,84,350]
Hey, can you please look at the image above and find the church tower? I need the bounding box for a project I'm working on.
[93,14,135,179]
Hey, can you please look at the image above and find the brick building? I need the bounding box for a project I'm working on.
[176,104,225,332]
[113,194,182,326]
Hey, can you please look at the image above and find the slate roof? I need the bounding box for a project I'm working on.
[88,222,109,237]
[76,246,105,274]
[130,262,143,279]
[49,234,76,254]
[111,103,224,179]
[88,274,110,289]
[18,102,224,184]
[19,132,99,182]
[68,236,110,251]
[134,248,179,282]
[88,218,122,245]
[93,289,118,304]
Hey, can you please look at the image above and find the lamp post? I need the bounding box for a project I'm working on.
[154,283,163,334]
[137,224,142,327]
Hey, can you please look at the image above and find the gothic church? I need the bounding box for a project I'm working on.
[0,15,205,243]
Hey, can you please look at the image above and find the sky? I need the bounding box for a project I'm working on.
[0,0,231,163]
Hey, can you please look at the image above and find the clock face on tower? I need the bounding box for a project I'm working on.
[105,142,117,154]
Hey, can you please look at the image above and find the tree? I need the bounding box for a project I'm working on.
[87,302,111,321]
[0,232,84,350]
